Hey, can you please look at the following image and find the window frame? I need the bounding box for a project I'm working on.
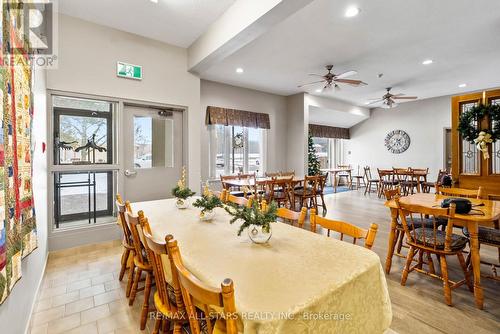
[53,106,113,165]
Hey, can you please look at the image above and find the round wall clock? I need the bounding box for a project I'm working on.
[384,130,410,154]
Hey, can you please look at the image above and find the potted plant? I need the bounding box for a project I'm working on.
[225,200,277,244]
[172,167,195,209]
[193,182,222,221]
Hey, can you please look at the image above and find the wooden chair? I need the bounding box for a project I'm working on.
[377,168,398,198]
[351,165,366,190]
[395,197,473,306]
[394,167,418,195]
[436,185,484,199]
[167,238,239,334]
[294,175,325,213]
[462,194,500,280]
[115,195,135,297]
[124,210,155,330]
[422,169,448,193]
[337,165,352,189]
[276,207,307,228]
[310,209,378,249]
[143,229,188,334]
[411,167,429,193]
[264,176,294,208]
[225,193,253,208]
[265,171,281,177]
[364,166,379,195]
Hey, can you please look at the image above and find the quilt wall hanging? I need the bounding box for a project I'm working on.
[0,0,37,304]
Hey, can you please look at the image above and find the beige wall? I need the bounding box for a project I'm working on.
[345,95,451,178]
[286,93,308,176]
[47,15,202,190]
[200,80,288,180]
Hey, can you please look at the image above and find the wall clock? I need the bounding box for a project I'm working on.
[384,130,410,154]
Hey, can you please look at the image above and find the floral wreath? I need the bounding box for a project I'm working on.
[457,103,500,142]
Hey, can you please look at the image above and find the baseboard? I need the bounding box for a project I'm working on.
[23,251,49,334]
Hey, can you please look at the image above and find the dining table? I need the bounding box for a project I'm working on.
[132,198,392,333]
[384,193,500,309]
[322,168,353,193]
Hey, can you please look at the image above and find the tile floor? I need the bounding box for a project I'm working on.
[29,240,150,334]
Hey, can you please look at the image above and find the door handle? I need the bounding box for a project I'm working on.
[124,169,137,177]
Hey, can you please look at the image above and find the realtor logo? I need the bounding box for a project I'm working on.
[2,0,58,68]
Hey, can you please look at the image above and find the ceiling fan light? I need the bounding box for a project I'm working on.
[345,6,360,18]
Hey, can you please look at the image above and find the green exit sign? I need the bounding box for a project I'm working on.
[117,62,142,80]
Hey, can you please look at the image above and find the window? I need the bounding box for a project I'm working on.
[312,137,345,180]
[51,95,117,230]
[210,125,266,177]
[133,116,174,169]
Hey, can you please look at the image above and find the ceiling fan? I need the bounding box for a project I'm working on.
[367,87,417,108]
[298,65,367,91]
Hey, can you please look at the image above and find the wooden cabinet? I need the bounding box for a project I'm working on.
[451,89,500,195]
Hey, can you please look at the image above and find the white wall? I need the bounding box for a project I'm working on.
[0,67,48,334]
[286,93,308,175]
[47,15,201,190]
[345,95,451,178]
[200,80,287,180]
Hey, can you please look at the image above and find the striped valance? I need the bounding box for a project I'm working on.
[205,106,271,129]
[309,124,350,139]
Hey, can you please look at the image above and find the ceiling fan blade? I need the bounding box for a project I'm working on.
[391,93,404,97]
[335,79,367,86]
[308,74,326,77]
[297,80,325,88]
[393,96,418,99]
[335,70,357,79]
[367,99,384,105]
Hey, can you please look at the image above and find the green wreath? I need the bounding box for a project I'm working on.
[458,103,500,143]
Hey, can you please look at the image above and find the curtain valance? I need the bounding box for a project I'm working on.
[309,124,350,139]
[205,106,270,129]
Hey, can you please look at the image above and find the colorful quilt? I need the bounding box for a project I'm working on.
[0,0,37,304]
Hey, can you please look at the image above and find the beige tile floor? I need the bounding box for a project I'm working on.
[29,240,150,334]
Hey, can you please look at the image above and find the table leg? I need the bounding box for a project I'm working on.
[333,172,337,193]
[468,223,484,309]
[385,208,399,274]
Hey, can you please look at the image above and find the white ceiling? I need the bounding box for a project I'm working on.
[309,106,368,128]
[58,0,236,48]
[200,0,500,106]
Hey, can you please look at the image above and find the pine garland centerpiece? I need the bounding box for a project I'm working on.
[224,200,277,241]
[172,167,195,208]
[193,182,222,220]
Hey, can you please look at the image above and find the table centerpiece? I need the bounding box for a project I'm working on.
[171,167,195,209]
[193,182,222,221]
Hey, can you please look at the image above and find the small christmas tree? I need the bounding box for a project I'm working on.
[308,134,321,176]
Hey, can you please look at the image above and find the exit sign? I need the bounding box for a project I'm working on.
[117,62,142,80]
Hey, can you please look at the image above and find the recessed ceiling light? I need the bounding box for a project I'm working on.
[150,0,158,3]
[364,101,371,105]
[315,89,322,93]
[345,6,360,18]
[422,59,433,65]
[458,83,467,88]
[236,67,244,74]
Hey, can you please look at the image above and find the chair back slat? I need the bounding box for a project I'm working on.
[142,219,173,312]
[310,209,378,249]
[280,170,295,177]
[276,207,307,228]
[167,239,238,334]
[125,211,147,264]
[116,196,133,245]
[395,196,456,252]
[226,193,253,207]
[436,185,483,199]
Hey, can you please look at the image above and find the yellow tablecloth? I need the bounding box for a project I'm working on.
[132,198,392,333]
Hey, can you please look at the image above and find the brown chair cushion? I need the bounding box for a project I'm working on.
[412,228,468,251]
